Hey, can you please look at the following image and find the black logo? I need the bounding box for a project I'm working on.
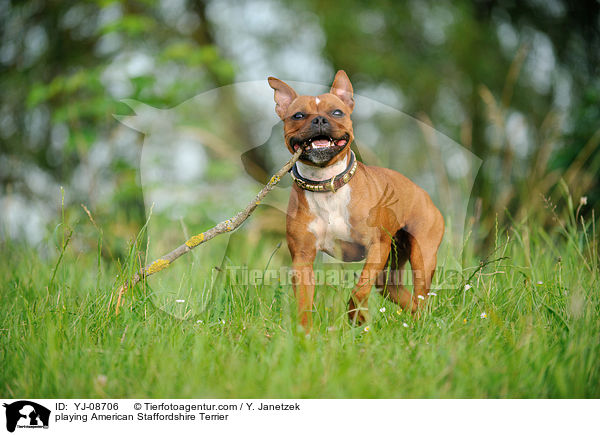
[3,401,50,433]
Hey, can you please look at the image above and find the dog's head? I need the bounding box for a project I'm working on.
[268,70,354,167]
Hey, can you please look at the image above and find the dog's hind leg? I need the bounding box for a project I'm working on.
[376,229,414,310]
[348,236,392,325]
[404,220,443,313]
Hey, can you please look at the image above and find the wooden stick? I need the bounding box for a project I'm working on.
[115,148,303,314]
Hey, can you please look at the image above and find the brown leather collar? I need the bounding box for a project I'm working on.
[290,151,357,193]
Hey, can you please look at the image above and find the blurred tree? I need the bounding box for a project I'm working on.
[1,0,598,256]
[0,0,235,253]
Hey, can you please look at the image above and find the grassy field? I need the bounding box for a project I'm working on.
[1,197,599,399]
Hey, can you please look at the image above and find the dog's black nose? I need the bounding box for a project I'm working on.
[312,116,328,127]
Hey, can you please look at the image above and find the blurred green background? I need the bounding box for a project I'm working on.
[1,0,599,257]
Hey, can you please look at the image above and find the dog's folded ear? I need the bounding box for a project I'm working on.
[268,77,298,120]
[330,70,354,112]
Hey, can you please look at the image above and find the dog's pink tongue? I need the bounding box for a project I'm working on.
[312,139,330,147]
[336,139,347,146]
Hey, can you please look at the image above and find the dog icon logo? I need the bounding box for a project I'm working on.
[3,401,50,432]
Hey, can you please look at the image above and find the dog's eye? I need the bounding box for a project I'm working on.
[332,109,344,117]
[292,112,305,120]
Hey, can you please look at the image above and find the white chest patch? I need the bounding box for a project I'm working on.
[296,156,356,257]
[303,185,353,256]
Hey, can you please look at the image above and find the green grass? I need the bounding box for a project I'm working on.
[1,203,599,398]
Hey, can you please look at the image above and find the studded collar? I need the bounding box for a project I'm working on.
[290,151,358,193]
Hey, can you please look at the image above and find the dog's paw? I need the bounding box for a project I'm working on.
[347,299,369,326]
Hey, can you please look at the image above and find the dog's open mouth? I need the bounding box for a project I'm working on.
[292,134,348,151]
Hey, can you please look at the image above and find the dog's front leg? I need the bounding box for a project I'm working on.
[291,258,316,330]
[348,236,392,325]
[287,231,317,330]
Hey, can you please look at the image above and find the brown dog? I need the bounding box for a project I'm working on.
[268,70,444,328]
